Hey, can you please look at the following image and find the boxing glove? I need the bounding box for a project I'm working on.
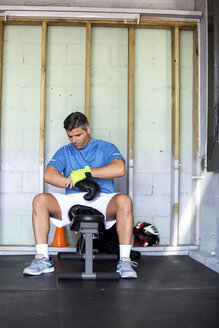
[70,166,91,185]
[75,178,100,200]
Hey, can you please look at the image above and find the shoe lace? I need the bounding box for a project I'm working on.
[121,259,138,269]
[31,257,44,269]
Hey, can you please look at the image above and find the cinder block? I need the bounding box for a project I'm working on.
[111,44,128,65]
[91,65,127,87]
[4,25,41,43]
[22,172,39,193]
[23,86,41,108]
[0,214,23,243]
[180,67,193,88]
[153,174,171,195]
[67,44,86,64]
[47,26,86,45]
[91,44,111,65]
[3,41,23,64]
[46,86,67,107]
[1,151,39,172]
[134,129,154,152]
[23,129,40,152]
[23,43,42,64]
[133,173,153,196]
[133,195,171,217]
[0,171,22,193]
[92,27,128,45]
[3,63,41,87]
[134,152,171,174]
[180,30,193,68]
[66,86,85,109]
[0,193,35,215]
[1,108,39,129]
[20,214,35,245]
[46,64,85,87]
[47,44,67,64]
[0,128,23,151]
[2,85,24,107]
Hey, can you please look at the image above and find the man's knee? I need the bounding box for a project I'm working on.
[107,194,132,218]
[33,193,62,219]
[33,193,48,211]
[117,194,133,212]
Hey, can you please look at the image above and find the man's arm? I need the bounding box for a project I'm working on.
[44,158,125,188]
[90,158,126,179]
[44,165,74,188]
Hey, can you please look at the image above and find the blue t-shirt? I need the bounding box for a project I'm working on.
[47,138,124,194]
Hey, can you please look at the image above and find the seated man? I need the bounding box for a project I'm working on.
[23,112,137,278]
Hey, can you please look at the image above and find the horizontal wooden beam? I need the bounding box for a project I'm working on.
[0,16,197,29]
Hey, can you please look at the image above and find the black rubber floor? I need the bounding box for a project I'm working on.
[0,255,218,328]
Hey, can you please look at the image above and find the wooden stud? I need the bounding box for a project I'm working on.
[193,28,199,158]
[172,26,180,162]
[85,22,91,121]
[39,21,47,192]
[171,26,180,246]
[128,25,134,198]
[0,22,3,136]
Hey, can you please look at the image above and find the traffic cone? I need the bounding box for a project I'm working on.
[52,227,68,247]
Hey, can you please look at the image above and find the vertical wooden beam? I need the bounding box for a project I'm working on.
[193,28,199,158]
[128,26,134,199]
[0,22,3,138]
[171,26,180,246]
[39,21,47,193]
[85,22,91,121]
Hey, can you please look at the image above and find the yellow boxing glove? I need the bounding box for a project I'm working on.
[70,166,91,185]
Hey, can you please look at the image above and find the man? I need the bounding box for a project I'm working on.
[23,112,137,278]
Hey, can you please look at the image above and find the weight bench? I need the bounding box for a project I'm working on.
[58,204,120,280]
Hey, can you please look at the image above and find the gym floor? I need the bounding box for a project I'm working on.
[0,255,219,328]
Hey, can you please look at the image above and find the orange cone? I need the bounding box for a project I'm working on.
[52,227,68,247]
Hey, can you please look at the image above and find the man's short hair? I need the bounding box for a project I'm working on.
[63,112,89,131]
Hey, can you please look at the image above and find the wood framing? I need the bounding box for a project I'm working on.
[85,22,91,121]
[193,28,199,158]
[39,21,47,192]
[128,25,134,198]
[140,17,197,28]
[171,26,180,246]
[0,15,199,247]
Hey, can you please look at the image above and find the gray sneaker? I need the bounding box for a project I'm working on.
[116,257,138,278]
[23,255,55,276]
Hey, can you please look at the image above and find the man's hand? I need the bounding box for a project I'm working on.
[64,176,74,188]
[70,166,91,186]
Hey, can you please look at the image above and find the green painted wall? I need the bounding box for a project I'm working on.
[0,25,194,247]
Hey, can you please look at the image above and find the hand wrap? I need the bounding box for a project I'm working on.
[70,166,91,185]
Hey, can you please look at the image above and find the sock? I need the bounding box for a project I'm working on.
[119,245,132,260]
[36,244,49,259]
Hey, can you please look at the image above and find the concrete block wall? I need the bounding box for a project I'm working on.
[133,29,172,245]
[90,27,128,193]
[0,24,194,247]
[0,25,42,244]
